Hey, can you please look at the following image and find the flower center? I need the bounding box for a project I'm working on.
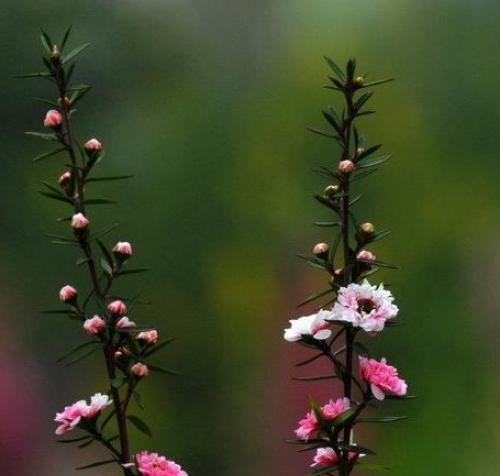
[357,298,376,313]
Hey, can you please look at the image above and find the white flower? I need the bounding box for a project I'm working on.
[328,279,398,333]
[284,310,332,342]
[87,393,112,417]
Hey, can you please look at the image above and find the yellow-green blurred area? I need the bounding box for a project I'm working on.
[1,0,499,474]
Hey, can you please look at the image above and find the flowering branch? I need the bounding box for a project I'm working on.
[284,58,412,475]
[20,28,187,476]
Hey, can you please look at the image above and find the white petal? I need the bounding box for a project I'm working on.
[313,329,332,340]
[371,384,385,400]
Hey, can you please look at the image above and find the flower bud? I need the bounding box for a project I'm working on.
[359,222,375,235]
[58,171,71,188]
[116,316,136,329]
[357,250,376,261]
[50,46,61,62]
[112,242,132,259]
[107,300,127,316]
[83,315,106,335]
[131,362,149,377]
[84,138,102,152]
[43,109,63,128]
[71,213,89,230]
[57,96,71,108]
[312,242,329,259]
[59,285,77,303]
[324,184,339,197]
[356,147,365,157]
[136,330,158,344]
[338,160,355,174]
[353,76,364,88]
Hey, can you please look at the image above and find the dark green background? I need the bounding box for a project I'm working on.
[0,1,498,475]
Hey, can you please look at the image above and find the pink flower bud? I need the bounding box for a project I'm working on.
[83,315,106,335]
[357,250,376,261]
[84,138,102,151]
[71,213,89,230]
[43,109,63,128]
[312,242,329,256]
[58,171,71,187]
[131,362,149,377]
[116,316,136,329]
[107,300,127,316]
[112,241,132,258]
[59,285,77,303]
[136,330,158,344]
[338,160,355,174]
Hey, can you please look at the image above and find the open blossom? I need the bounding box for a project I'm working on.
[43,109,63,128]
[113,241,132,257]
[311,447,359,467]
[329,279,398,333]
[359,356,408,400]
[107,300,127,315]
[295,398,350,440]
[83,315,106,335]
[71,213,89,230]
[116,316,136,328]
[356,249,376,261]
[136,451,188,476]
[284,310,332,342]
[131,362,149,377]
[84,138,102,151]
[137,330,158,344]
[59,285,77,303]
[54,393,110,435]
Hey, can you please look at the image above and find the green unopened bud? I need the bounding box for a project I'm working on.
[356,147,365,157]
[324,184,339,197]
[353,76,364,88]
[359,222,375,235]
[50,46,61,62]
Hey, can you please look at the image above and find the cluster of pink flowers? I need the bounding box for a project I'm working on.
[54,393,111,435]
[295,397,350,441]
[136,451,188,476]
[359,356,407,400]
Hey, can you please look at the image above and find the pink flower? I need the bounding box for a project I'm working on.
[59,285,77,303]
[116,316,136,329]
[71,213,89,230]
[137,330,158,344]
[295,411,318,441]
[107,300,127,316]
[43,109,63,128]
[113,241,132,257]
[359,356,408,400]
[321,397,350,419]
[311,447,358,467]
[131,362,149,377]
[136,451,188,476]
[338,160,355,174]
[284,310,332,342]
[54,400,88,435]
[54,393,111,434]
[83,315,106,335]
[84,138,102,151]
[86,393,111,418]
[329,279,398,333]
[58,171,71,187]
[356,250,376,261]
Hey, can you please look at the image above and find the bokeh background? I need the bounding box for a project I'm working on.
[1,0,499,474]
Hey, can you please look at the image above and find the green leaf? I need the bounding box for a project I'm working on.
[70,85,92,106]
[297,288,334,308]
[111,376,127,389]
[60,25,73,52]
[25,131,57,141]
[96,239,114,270]
[64,346,100,366]
[127,415,152,437]
[346,58,356,81]
[358,144,382,160]
[143,337,176,357]
[367,229,393,243]
[307,127,335,139]
[63,43,91,64]
[41,309,76,315]
[363,77,394,88]
[132,391,145,410]
[148,364,181,376]
[57,341,99,363]
[86,175,134,183]
[14,72,51,79]
[56,435,92,444]
[293,372,338,382]
[90,223,119,239]
[42,182,66,196]
[296,254,326,271]
[359,258,398,269]
[40,30,53,53]
[314,221,340,227]
[330,408,356,427]
[33,147,66,163]
[357,416,407,423]
[309,463,340,475]
[356,155,391,169]
[101,257,113,276]
[116,268,149,277]
[39,191,72,204]
[337,443,376,455]
[323,56,346,81]
[76,459,116,471]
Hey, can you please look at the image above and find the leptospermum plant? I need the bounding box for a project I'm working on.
[284,58,412,475]
[19,29,187,476]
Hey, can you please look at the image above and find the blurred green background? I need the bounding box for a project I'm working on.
[1,0,499,474]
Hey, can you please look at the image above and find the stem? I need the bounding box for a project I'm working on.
[52,58,131,474]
